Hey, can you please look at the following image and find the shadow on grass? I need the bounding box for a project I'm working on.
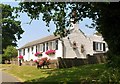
[23,64,106,84]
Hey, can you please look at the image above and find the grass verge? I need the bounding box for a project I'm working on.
[1,63,120,83]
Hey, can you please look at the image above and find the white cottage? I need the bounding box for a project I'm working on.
[18,23,108,61]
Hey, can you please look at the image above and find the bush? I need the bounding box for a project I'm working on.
[98,68,120,83]
[107,51,120,69]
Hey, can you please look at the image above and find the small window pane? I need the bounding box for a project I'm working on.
[40,44,43,52]
[103,43,106,51]
[100,43,102,50]
[32,47,33,51]
[49,42,52,49]
[23,49,25,55]
[52,41,56,50]
[56,40,58,50]
[46,43,48,51]
[96,43,98,50]
[93,42,104,51]
[43,43,45,52]
[19,49,21,55]
[28,48,29,52]
[93,42,96,50]
[36,46,37,52]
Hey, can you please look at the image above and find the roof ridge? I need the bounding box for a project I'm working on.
[19,34,60,49]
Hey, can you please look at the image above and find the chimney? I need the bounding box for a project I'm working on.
[69,10,79,30]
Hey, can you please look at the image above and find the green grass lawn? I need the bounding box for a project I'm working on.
[1,63,120,83]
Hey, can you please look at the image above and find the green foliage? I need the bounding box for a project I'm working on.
[93,3,120,69]
[18,2,120,68]
[18,2,92,37]
[1,4,24,51]
[0,54,2,64]
[0,35,2,54]
[107,51,120,69]
[98,69,120,83]
[3,45,18,60]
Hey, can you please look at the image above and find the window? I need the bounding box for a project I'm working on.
[23,49,25,55]
[43,43,45,52]
[36,46,37,52]
[36,45,40,52]
[52,41,56,50]
[19,49,22,55]
[99,43,102,51]
[49,42,52,49]
[40,44,43,52]
[73,41,77,49]
[46,43,48,51]
[93,42,105,51]
[28,48,29,52]
[47,40,58,50]
[31,46,34,51]
[56,40,58,50]
[103,43,106,51]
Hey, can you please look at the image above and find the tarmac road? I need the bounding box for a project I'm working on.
[0,71,21,84]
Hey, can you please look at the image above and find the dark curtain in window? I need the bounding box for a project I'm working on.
[36,46,37,52]
[56,40,58,50]
[46,43,48,51]
[28,48,29,52]
[43,43,45,52]
[93,42,96,51]
[103,43,106,51]
[23,49,25,55]
[32,47,33,51]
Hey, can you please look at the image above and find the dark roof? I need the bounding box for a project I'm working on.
[19,35,60,49]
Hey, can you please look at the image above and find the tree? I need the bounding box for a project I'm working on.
[0,6,2,54]
[1,4,24,52]
[3,45,18,63]
[17,2,120,68]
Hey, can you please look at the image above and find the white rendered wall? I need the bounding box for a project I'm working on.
[62,23,94,58]
[20,39,63,61]
[63,30,92,58]
[89,35,108,54]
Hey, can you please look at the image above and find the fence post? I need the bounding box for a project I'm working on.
[57,57,67,68]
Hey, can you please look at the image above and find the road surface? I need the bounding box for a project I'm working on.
[0,71,21,83]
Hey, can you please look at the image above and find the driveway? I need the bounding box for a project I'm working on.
[0,71,21,83]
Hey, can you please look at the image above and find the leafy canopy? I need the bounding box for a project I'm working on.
[1,4,24,51]
[3,45,18,59]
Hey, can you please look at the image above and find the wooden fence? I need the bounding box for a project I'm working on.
[57,53,107,68]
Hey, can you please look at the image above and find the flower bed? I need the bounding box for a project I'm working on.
[34,59,39,64]
[18,55,23,59]
[34,52,42,57]
[45,49,56,56]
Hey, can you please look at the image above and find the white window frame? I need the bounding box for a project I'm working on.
[49,41,52,50]
[37,45,40,52]
[95,42,103,51]
[40,44,43,52]
[28,48,30,53]
[19,49,22,55]
[52,41,56,50]
[46,42,48,51]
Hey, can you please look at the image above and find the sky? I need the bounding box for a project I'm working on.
[1,1,96,48]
